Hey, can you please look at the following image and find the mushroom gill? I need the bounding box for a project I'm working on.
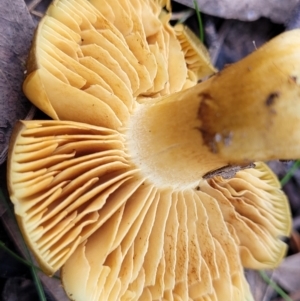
[7,0,295,300]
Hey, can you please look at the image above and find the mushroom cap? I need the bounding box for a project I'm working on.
[22,0,215,127]
[8,0,291,300]
[174,23,217,80]
[9,120,290,299]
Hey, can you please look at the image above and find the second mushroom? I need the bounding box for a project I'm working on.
[7,0,296,300]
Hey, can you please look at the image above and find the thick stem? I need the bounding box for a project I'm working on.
[127,29,300,189]
[198,30,300,164]
[128,85,228,189]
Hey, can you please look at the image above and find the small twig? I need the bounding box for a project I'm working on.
[208,20,234,66]
[27,0,43,11]
[27,0,42,11]
[31,10,44,18]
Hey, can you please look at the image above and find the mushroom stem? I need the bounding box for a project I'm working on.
[127,29,300,189]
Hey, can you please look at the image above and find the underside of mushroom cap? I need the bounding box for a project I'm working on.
[8,0,293,300]
[23,0,214,128]
[174,23,217,81]
[8,119,291,300]
[8,120,141,273]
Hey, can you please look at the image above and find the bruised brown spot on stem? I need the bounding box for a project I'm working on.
[265,92,280,106]
[197,92,219,153]
[289,75,297,84]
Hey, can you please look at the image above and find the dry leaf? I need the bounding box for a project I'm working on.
[0,0,35,164]
[174,0,300,23]
[272,253,300,293]
[245,270,276,301]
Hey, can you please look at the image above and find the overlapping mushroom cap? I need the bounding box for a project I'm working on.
[23,0,215,127]
[8,0,292,300]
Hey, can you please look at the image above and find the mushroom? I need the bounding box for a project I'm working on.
[7,0,296,300]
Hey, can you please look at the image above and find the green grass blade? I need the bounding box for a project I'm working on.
[259,270,293,301]
[280,160,300,187]
[31,265,48,301]
[0,188,47,301]
[193,0,204,42]
[0,240,37,267]
[0,240,60,280]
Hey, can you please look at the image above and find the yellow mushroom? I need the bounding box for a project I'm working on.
[7,0,295,300]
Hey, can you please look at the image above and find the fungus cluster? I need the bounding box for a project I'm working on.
[7,0,297,300]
